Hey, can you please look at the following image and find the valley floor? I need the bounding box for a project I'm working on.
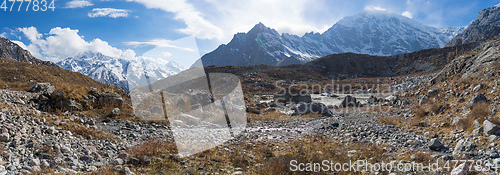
[1,81,499,175]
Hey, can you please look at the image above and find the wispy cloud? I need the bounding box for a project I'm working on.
[126,0,223,40]
[88,8,129,18]
[124,39,195,52]
[65,0,93,8]
[402,11,413,18]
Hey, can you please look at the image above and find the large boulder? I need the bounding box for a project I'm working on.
[340,95,361,108]
[275,89,311,104]
[470,93,487,109]
[55,99,82,111]
[294,103,333,117]
[452,139,477,157]
[428,139,445,151]
[30,83,55,96]
[450,163,468,175]
[99,92,124,107]
[484,120,500,136]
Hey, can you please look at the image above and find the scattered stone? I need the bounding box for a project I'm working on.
[110,108,121,117]
[428,139,445,151]
[123,167,135,175]
[470,93,487,109]
[484,120,500,136]
[294,103,333,117]
[450,163,468,175]
[0,133,10,142]
[129,157,140,166]
[427,89,439,97]
[452,139,477,157]
[340,96,361,108]
[488,135,498,142]
[246,107,261,114]
[113,158,124,165]
[473,84,483,92]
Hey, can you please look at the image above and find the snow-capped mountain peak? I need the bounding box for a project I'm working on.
[57,51,184,90]
[200,11,465,67]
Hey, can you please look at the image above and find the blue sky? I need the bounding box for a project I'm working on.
[0,0,498,68]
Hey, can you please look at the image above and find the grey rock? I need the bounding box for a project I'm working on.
[246,107,261,114]
[111,108,121,116]
[30,83,51,93]
[340,95,360,108]
[470,93,488,109]
[428,139,445,151]
[450,163,468,175]
[294,103,334,117]
[427,89,439,97]
[29,158,40,166]
[118,152,128,159]
[129,157,140,166]
[123,167,135,175]
[55,99,82,111]
[99,92,123,107]
[141,156,151,165]
[113,158,124,165]
[452,139,477,157]
[488,135,498,142]
[0,133,10,142]
[60,146,71,154]
[473,84,483,92]
[484,120,500,136]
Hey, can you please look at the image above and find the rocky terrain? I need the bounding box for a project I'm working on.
[0,37,56,67]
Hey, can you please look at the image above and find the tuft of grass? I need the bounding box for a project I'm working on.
[128,139,177,159]
[413,106,428,119]
[459,103,495,132]
[409,151,433,163]
[67,124,116,141]
[378,116,408,126]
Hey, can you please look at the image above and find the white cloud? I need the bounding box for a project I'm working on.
[15,26,136,62]
[161,52,172,58]
[364,6,388,12]
[88,8,129,18]
[402,11,413,18]
[126,0,223,40]
[185,0,342,43]
[124,39,195,51]
[0,32,7,38]
[65,0,93,8]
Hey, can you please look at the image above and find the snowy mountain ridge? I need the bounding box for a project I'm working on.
[200,10,466,67]
[56,52,184,90]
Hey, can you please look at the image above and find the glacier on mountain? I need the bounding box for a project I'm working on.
[200,10,466,67]
[57,52,184,90]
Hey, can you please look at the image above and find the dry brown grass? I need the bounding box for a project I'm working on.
[408,151,433,163]
[67,124,116,140]
[378,116,408,126]
[108,135,393,174]
[459,103,496,132]
[413,106,428,119]
[128,139,177,158]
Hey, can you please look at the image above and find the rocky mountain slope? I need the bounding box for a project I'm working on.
[430,38,500,85]
[0,37,56,66]
[57,52,184,91]
[447,4,500,46]
[200,11,464,67]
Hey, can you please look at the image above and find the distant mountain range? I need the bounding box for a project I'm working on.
[199,10,465,67]
[56,52,184,90]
